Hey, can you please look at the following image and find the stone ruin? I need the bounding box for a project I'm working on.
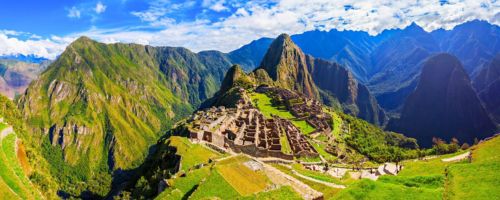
[187,97,318,160]
[255,86,332,134]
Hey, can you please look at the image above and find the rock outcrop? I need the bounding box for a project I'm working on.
[254,34,387,126]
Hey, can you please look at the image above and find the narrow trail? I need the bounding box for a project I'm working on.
[442,152,470,162]
[0,126,13,139]
[261,163,323,200]
[291,169,346,188]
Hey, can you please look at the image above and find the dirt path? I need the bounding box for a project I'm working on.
[442,152,470,162]
[0,126,13,139]
[291,169,346,188]
[262,163,323,200]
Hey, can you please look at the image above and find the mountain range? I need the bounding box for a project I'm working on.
[0,19,497,199]
[228,20,500,113]
[208,34,387,126]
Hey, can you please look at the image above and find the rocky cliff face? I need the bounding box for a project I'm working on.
[256,34,319,98]
[309,59,387,126]
[388,53,497,147]
[252,34,387,125]
[17,37,233,193]
[475,54,500,123]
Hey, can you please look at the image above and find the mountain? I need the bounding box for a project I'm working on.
[387,54,497,147]
[474,53,500,91]
[228,20,500,113]
[308,59,387,126]
[17,37,233,198]
[215,34,387,125]
[228,38,273,72]
[256,34,319,98]
[475,54,500,123]
[0,59,50,99]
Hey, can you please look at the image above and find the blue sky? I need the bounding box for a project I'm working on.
[0,0,499,59]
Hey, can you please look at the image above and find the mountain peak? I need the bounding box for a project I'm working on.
[403,22,426,34]
[256,34,318,98]
[388,53,496,147]
[276,33,292,42]
[69,36,97,47]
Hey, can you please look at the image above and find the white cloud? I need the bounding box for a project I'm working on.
[3,0,500,59]
[0,33,71,59]
[131,0,195,23]
[120,0,500,53]
[67,6,81,18]
[205,0,229,12]
[95,2,107,14]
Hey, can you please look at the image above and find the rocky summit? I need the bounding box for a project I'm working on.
[249,34,387,126]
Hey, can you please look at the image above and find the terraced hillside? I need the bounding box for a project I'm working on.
[0,121,42,199]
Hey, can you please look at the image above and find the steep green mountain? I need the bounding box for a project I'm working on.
[388,54,497,147]
[0,94,59,199]
[256,34,319,98]
[252,34,387,126]
[17,37,233,197]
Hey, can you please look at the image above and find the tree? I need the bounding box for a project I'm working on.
[448,137,460,153]
[474,138,479,145]
[432,137,447,154]
[461,143,470,150]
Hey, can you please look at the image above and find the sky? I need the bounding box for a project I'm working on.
[0,0,499,59]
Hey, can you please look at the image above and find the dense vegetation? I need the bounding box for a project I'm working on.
[16,37,235,197]
[340,112,419,163]
[0,94,58,198]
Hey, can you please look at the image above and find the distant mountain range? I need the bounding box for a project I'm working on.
[228,20,500,113]
[0,59,50,99]
[209,34,387,126]
[0,54,50,64]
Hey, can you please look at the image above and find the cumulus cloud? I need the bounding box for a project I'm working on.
[3,0,500,59]
[0,33,72,59]
[95,2,107,14]
[121,0,500,52]
[67,6,81,18]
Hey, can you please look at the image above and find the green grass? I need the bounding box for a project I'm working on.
[189,168,241,200]
[279,134,292,154]
[291,164,342,185]
[0,126,40,200]
[241,186,302,200]
[444,136,500,199]
[399,157,450,177]
[271,164,341,199]
[169,136,222,171]
[216,156,270,196]
[333,179,443,200]
[155,166,211,200]
[330,111,342,138]
[250,93,315,134]
[310,140,337,162]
